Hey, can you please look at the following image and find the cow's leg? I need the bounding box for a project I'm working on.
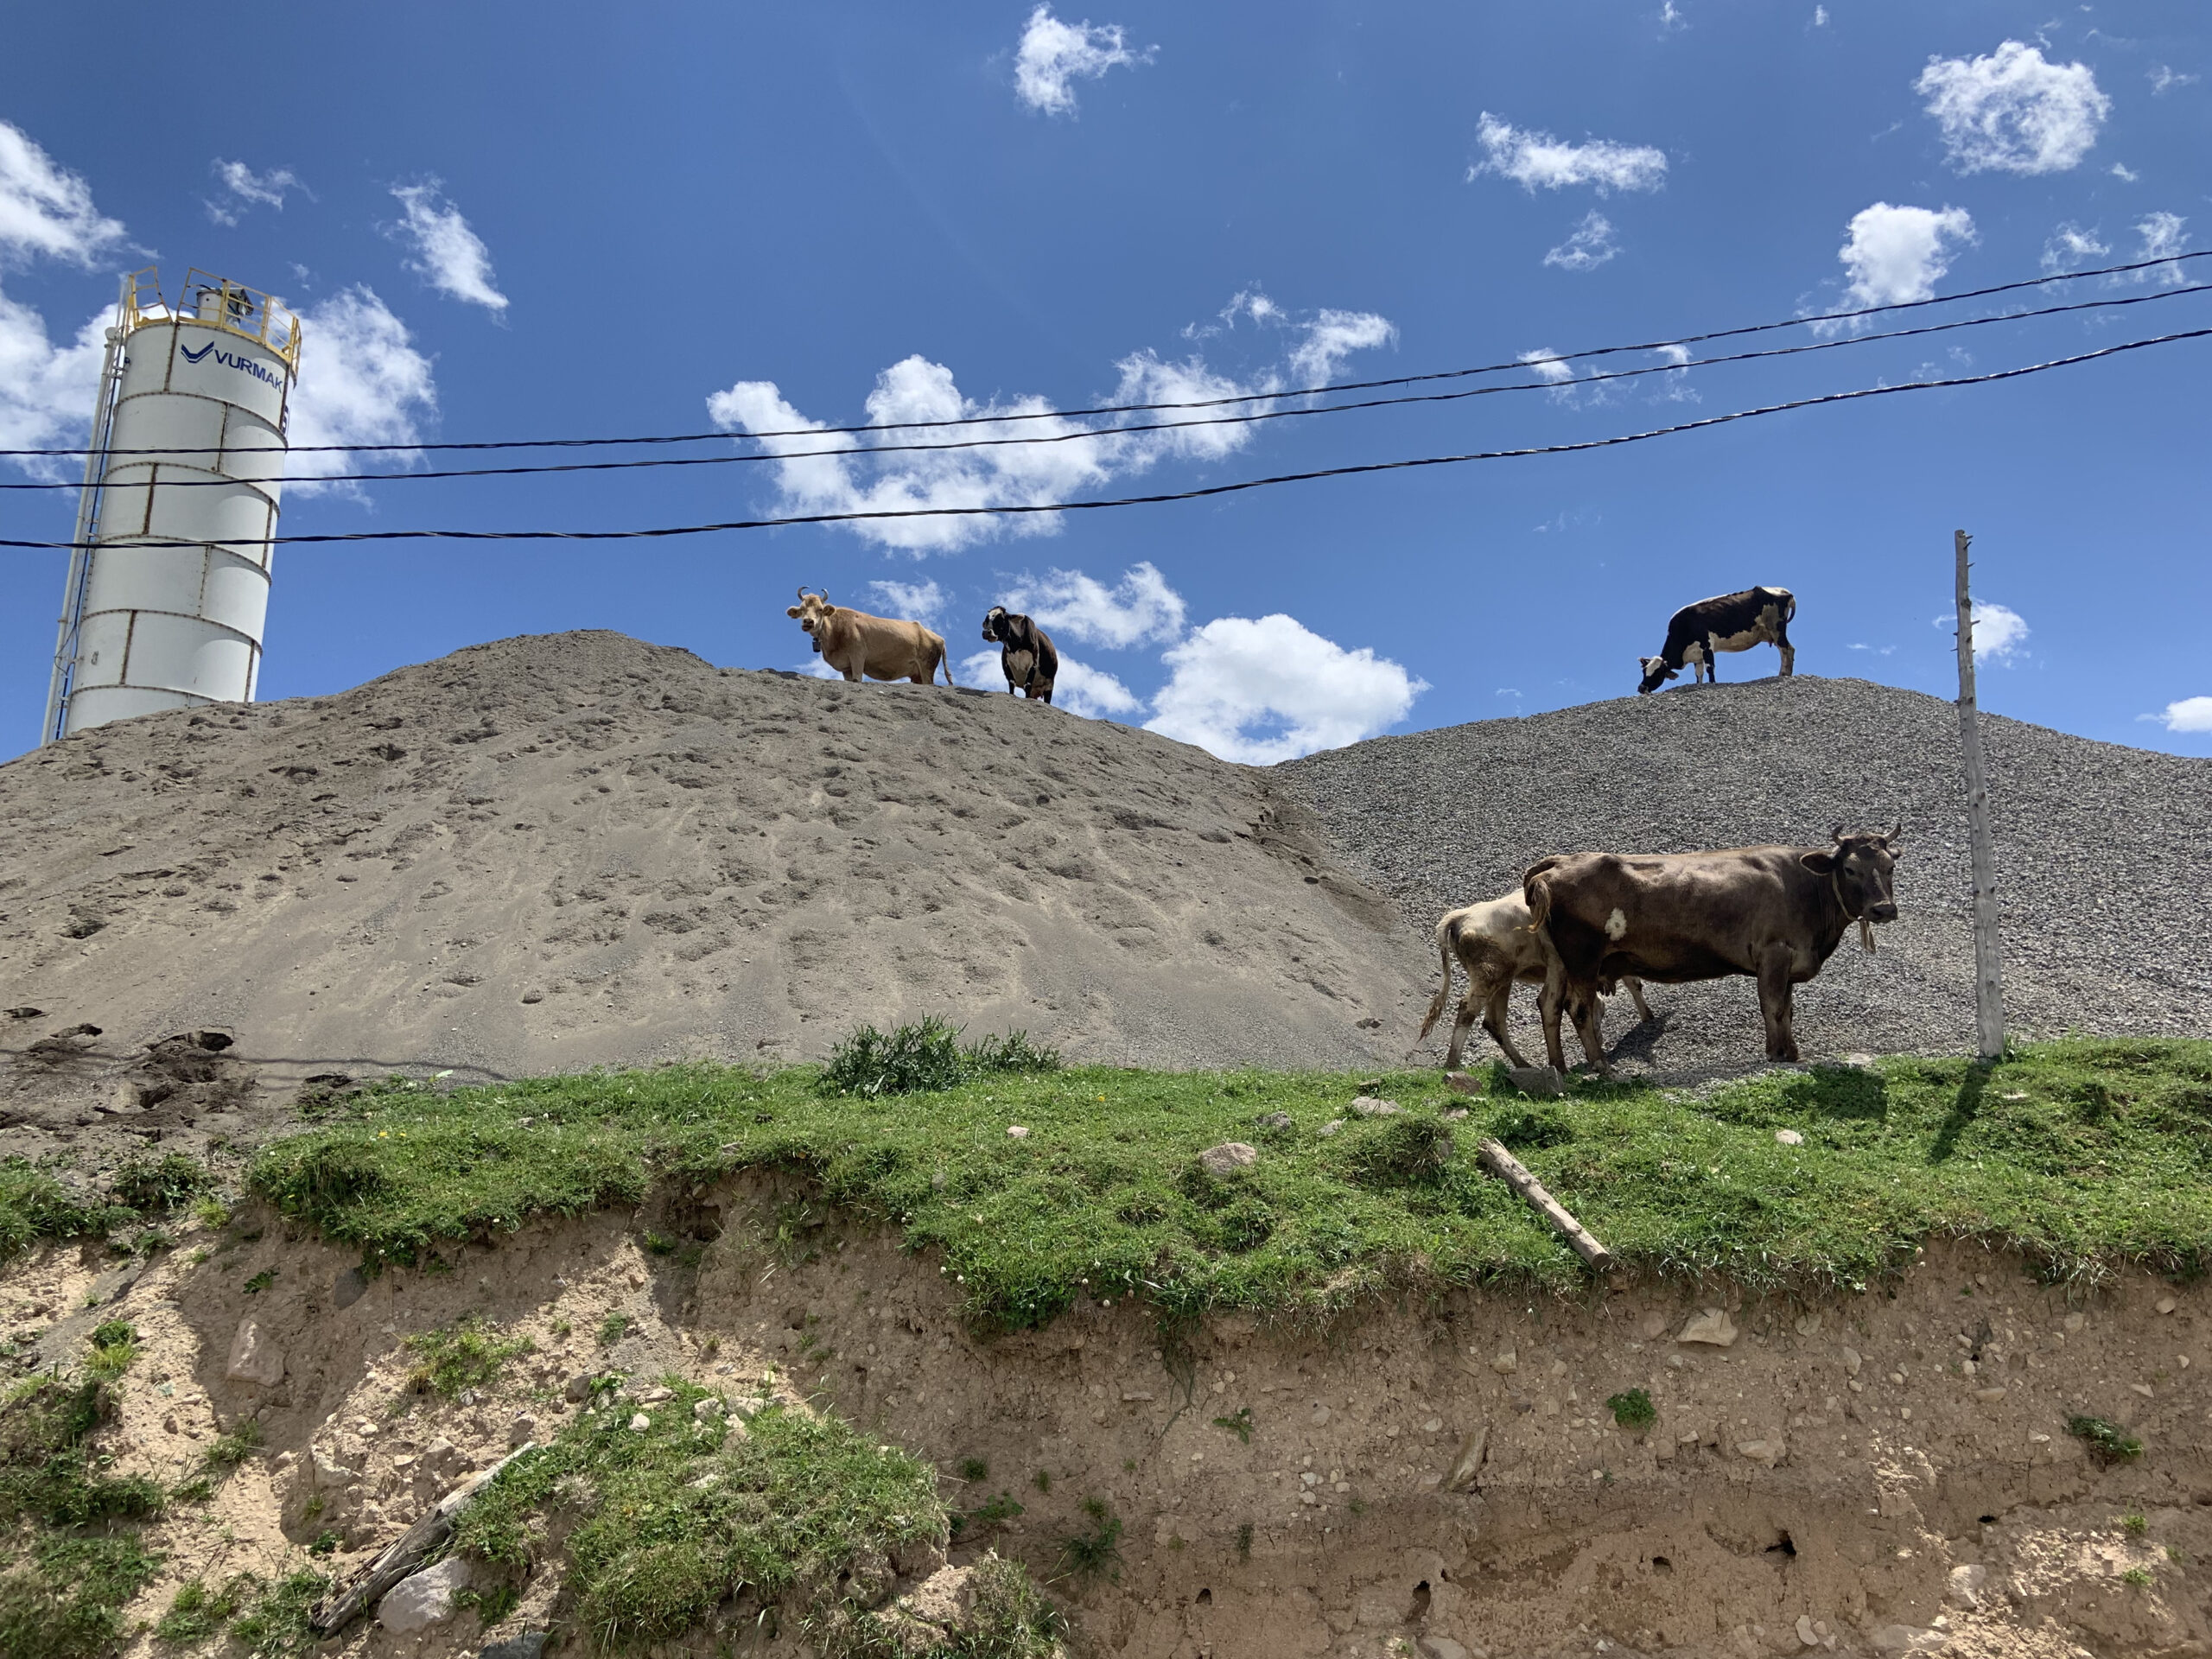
[1706,637,1721,682]
[1539,960,1570,1075]
[1624,976,1654,1024]
[1445,977,1484,1071]
[1776,632,1795,677]
[1480,977,1529,1070]
[1756,945,1800,1063]
[1568,987,1611,1077]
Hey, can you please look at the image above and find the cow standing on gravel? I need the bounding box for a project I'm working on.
[1637,586,1796,693]
[982,606,1058,703]
[1415,890,1650,1071]
[1523,824,1901,1075]
[785,589,956,686]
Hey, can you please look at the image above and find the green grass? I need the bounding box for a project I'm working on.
[155,1574,254,1645]
[456,1379,950,1652]
[242,1037,2212,1332]
[1052,1499,1122,1584]
[107,1154,213,1214]
[820,1017,1060,1098]
[401,1316,534,1400]
[2070,1414,2145,1465]
[0,1161,135,1265]
[227,1568,329,1659]
[1606,1389,1657,1430]
[0,1535,162,1659]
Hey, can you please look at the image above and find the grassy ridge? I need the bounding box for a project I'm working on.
[245,1039,2212,1328]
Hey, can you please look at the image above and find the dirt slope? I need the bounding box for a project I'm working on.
[10,1196,2209,1659]
[0,632,1425,1160]
[1282,675,2212,1077]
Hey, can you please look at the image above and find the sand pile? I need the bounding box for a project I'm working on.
[1283,675,2212,1077]
[0,632,1426,1160]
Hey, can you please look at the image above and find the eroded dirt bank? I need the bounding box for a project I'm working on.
[10,1181,2211,1659]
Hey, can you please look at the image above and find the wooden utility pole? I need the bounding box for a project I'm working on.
[1954,529,2005,1060]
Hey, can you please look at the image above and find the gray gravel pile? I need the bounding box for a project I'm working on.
[1277,674,2212,1077]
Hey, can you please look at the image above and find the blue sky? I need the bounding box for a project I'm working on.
[2,2,2206,763]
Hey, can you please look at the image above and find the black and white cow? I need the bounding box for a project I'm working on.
[982,607,1058,703]
[1637,587,1796,694]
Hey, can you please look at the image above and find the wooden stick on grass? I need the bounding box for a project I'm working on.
[1475,1138,1615,1270]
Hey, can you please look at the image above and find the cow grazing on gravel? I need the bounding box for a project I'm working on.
[785,588,956,686]
[1523,824,1901,1074]
[1637,586,1796,693]
[982,606,1058,702]
[1416,890,1651,1071]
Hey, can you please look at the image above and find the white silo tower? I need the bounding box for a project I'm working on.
[43,268,301,741]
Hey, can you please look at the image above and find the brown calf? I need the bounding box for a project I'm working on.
[1415,890,1650,1071]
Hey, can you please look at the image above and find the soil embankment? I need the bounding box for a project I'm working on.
[10,1194,2209,1659]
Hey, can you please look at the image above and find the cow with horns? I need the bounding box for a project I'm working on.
[1524,823,1902,1074]
[785,588,956,686]
[981,606,1058,703]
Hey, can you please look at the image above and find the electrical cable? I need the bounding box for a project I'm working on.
[1,247,2202,461]
[1,281,2201,491]
[2,326,2200,552]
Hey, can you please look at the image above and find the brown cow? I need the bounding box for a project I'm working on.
[1524,824,1901,1074]
[785,588,956,686]
[1415,889,1651,1071]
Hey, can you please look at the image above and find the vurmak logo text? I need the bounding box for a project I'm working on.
[181,338,283,389]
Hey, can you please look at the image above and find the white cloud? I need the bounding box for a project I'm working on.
[2150,696,2212,734]
[2134,212,2189,284]
[709,299,1394,554]
[2041,222,2108,272]
[0,120,126,268]
[867,578,946,626]
[1543,211,1619,272]
[1006,561,1185,649]
[0,293,108,476]
[1146,614,1427,764]
[1915,41,2108,175]
[1649,341,1698,403]
[1658,1,1687,31]
[2110,162,2139,182]
[389,181,508,313]
[206,160,305,226]
[2148,65,2198,96]
[1824,203,1975,329]
[1051,656,1143,717]
[1938,600,2028,663]
[960,646,1141,718]
[1812,5,1829,25]
[1517,348,1583,403]
[1286,308,1395,386]
[1847,643,1899,657]
[1013,5,1149,116]
[285,286,438,496]
[1469,113,1668,194]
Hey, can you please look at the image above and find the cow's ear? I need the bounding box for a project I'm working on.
[1799,849,1838,875]
[785,606,802,618]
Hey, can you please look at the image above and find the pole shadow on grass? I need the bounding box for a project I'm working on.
[1928,1060,1993,1165]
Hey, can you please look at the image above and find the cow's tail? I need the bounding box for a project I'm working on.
[937,636,957,688]
[1783,590,1797,624]
[1521,857,1561,935]
[1415,914,1459,1046]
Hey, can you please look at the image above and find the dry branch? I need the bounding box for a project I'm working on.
[1475,1138,1615,1269]
[309,1443,534,1635]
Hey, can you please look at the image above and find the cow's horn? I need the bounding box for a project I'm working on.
[1830,821,1847,843]
[796,585,808,600]
[1885,820,1902,842]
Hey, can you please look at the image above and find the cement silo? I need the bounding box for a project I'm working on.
[44,268,301,741]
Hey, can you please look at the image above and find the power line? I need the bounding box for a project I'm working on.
[3,327,2200,552]
[3,247,2202,462]
[2,282,2201,492]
